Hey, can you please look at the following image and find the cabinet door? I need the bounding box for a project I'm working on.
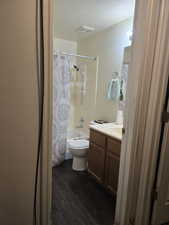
[105,152,120,195]
[107,138,121,156]
[88,143,105,183]
[90,129,106,148]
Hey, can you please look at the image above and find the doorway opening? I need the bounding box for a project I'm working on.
[52,1,135,224]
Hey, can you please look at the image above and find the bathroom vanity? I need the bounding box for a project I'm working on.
[88,123,122,195]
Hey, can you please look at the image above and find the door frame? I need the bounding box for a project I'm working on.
[135,1,169,224]
[41,0,169,225]
[40,0,53,225]
[115,0,169,225]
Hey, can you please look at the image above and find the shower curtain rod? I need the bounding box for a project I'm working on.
[54,51,97,61]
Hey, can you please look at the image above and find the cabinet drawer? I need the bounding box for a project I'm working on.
[90,129,106,148]
[107,138,121,156]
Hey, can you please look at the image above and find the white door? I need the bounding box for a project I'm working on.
[152,97,169,225]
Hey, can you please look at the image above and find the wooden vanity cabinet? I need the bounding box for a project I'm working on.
[88,128,121,195]
[105,138,121,195]
[88,130,106,183]
[88,143,105,183]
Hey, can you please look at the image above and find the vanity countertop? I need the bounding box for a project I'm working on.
[89,123,123,141]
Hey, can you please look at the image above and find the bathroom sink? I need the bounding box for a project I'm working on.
[89,123,123,140]
[106,127,122,134]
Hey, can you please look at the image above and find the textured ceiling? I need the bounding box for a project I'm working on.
[54,0,135,41]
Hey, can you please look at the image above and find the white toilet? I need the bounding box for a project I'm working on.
[68,139,89,171]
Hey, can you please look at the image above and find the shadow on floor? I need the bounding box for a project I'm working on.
[52,159,116,225]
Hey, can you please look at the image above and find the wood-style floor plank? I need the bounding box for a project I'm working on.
[52,160,115,225]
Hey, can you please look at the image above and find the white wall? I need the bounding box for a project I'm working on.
[76,18,133,133]
[53,38,77,53]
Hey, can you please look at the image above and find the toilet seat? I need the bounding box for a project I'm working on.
[68,139,89,150]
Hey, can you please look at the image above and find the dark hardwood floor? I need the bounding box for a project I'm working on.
[52,159,116,225]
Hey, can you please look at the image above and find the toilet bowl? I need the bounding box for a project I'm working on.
[68,139,89,171]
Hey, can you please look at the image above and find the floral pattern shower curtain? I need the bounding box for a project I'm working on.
[52,53,71,166]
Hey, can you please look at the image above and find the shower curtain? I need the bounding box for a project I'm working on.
[52,53,71,166]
